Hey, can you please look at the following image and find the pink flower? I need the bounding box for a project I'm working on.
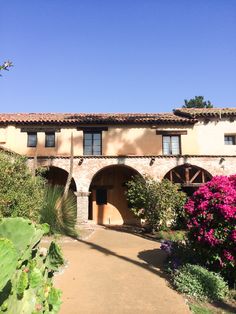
[203,229,220,246]
[231,230,236,242]
[223,250,235,262]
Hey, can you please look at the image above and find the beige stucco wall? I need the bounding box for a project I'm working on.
[0,126,83,157]
[193,119,236,155]
[1,118,236,156]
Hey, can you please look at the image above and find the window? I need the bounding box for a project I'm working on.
[96,189,107,205]
[83,132,102,155]
[163,135,180,155]
[224,135,235,145]
[45,132,55,147]
[27,132,37,147]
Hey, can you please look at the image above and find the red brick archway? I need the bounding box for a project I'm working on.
[164,164,212,195]
[42,166,77,192]
[89,165,141,225]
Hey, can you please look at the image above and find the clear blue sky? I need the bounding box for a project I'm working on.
[1,0,236,113]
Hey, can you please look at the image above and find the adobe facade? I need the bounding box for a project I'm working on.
[1,108,236,225]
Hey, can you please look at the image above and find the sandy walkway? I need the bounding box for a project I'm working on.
[54,227,190,314]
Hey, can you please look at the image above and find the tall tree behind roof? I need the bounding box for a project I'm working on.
[0,61,13,76]
[183,96,213,108]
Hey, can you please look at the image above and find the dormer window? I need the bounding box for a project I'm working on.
[27,132,37,147]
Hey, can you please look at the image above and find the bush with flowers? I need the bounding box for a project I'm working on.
[185,175,236,285]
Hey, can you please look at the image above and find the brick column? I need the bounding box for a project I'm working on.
[75,191,90,224]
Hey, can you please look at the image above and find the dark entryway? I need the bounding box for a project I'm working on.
[164,164,212,196]
[89,165,141,225]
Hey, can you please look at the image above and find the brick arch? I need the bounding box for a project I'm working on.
[88,164,143,225]
[41,166,77,192]
[73,158,149,193]
[90,164,143,185]
[164,163,212,195]
[164,163,212,185]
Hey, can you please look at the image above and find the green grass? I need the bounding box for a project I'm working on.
[155,229,186,241]
[189,303,213,314]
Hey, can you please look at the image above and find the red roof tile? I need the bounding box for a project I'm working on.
[174,108,236,118]
[0,113,195,125]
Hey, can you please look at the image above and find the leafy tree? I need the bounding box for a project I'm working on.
[126,175,187,231]
[0,151,45,222]
[183,96,213,108]
[0,61,13,75]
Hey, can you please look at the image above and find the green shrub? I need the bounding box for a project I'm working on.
[41,184,78,237]
[173,264,229,301]
[126,175,187,230]
[156,230,186,241]
[0,151,45,222]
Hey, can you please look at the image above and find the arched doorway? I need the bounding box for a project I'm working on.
[89,165,141,225]
[164,164,212,195]
[42,166,77,192]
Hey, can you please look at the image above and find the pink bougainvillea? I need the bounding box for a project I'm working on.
[185,175,236,282]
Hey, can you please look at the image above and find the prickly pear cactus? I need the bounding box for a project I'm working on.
[5,287,36,314]
[16,271,29,296]
[46,241,64,271]
[0,218,49,261]
[0,238,18,292]
[47,287,62,313]
[29,268,43,288]
[0,219,62,314]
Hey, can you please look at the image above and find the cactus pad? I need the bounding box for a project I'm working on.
[0,238,18,292]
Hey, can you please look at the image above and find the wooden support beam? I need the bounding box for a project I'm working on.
[190,170,201,183]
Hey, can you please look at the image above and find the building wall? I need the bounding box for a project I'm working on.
[194,119,236,155]
[27,155,236,223]
[2,116,235,225]
[1,118,236,157]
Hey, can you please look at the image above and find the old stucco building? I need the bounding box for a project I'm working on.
[1,108,236,225]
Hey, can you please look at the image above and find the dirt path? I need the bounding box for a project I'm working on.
[54,227,190,314]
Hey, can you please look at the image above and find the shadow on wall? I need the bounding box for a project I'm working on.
[105,127,162,156]
[41,166,77,192]
[89,165,142,225]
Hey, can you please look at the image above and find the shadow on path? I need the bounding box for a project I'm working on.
[103,224,160,242]
[77,237,169,282]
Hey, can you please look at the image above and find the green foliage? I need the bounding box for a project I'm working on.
[183,96,213,108]
[29,268,43,288]
[0,61,12,76]
[189,303,213,314]
[0,238,18,292]
[0,218,64,313]
[0,151,45,222]
[173,264,229,301]
[126,176,187,230]
[0,217,49,261]
[46,241,65,271]
[16,271,28,296]
[47,287,62,313]
[155,230,186,241]
[41,184,78,237]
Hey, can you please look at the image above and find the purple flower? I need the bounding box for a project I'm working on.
[160,240,173,255]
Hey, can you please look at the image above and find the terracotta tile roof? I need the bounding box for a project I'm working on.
[174,108,236,119]
[0,113,195,125]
